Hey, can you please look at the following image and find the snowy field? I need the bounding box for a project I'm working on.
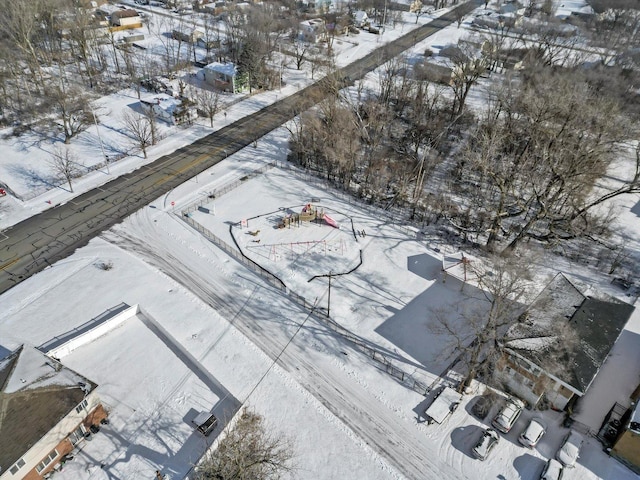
[188,156,486,380]
[2,2,640,480]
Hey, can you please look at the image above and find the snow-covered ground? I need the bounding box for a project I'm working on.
[2,123,639,479]
[2,2,640,480]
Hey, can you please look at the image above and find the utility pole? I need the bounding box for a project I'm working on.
[90,103,109,174]
[327,271,332,317]
[279,43,283,92]
[382,0,387,33]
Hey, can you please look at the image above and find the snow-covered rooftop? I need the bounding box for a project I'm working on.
[505,273,635,393]
[0,346,96,474]
[203,61,237,77]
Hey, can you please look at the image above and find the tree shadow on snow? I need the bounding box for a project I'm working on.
[6,163,61,192]
[375,279,487,377]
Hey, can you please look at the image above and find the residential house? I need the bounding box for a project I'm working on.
[497,273,635,411]
[172,27,204,43]
[140,94,199,125]
[298,0,331,13]
[203,62,241,93]
[353,10,369,28]
[413,59,454,85]
[110,9,142,28]
[487,47,533,72]
[299,18,326,43]
[0,346,107,480]
[201,1,227,16]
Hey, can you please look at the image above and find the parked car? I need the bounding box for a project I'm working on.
[519,418,546,448]
[540,458,563,480]
[556,430,584,467]
[491,397,525,433]
[472,428,499,460]
[192,411,218,436]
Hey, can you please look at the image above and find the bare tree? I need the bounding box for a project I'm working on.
[409,0,426,24]
[199,11,221,60]
[448,44,487,116]
[196,88,221,127]
[450,67,633,252]
[122,110,154,158]
[0,0,48,90]
[49,145,83,192]
[291,39,309,70]
[49,84,93,144]
[194,408,294,480]
[430,254,534,391]
[515,21,582,68]
[224,7,249,64]
[454,8,465,28]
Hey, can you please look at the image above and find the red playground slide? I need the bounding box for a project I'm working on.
[323,214,339,229]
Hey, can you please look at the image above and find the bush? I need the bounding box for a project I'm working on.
[95,260,114,271]
[195,408,294,480]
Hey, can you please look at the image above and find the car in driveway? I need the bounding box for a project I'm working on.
[519,418,546,448]
[491,397,525,433]
[471,428,499,460]
[540,458,563,480]
[556,430,584,468]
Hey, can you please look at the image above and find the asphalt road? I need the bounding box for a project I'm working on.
[0,0,480,296]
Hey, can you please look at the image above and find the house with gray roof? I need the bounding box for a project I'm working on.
[497,273,635,410]
[0,346,107,480]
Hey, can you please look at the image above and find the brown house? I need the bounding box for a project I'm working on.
[611,388,640,474]
[0,346,107,480]
[110,9,142,28]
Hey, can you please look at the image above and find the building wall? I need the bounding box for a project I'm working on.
[0,393,105,480]
[497,355,574,410]
[611,430,640,474]
[140,101,174,124]
[22,438,73,480]
[109,23,143,32]
[115,16,142,27]
[203,70,235,92]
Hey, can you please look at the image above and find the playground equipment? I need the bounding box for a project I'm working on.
[247,239,347,261]
[278,204,339,229]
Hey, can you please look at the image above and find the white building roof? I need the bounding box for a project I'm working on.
[204,62,237,77]
[354,10,368,22]
[140,94,181,115]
